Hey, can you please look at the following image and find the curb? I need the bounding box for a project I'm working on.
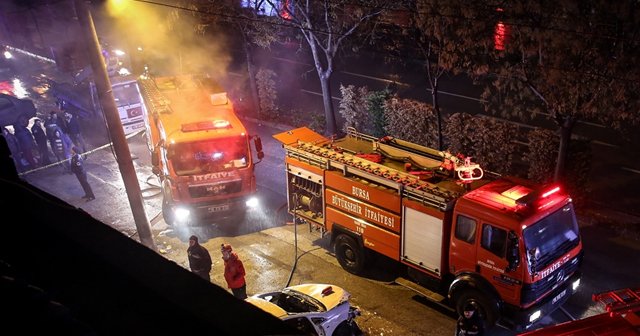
[240,116,292,132]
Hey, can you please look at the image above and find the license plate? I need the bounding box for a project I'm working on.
[207,204,230,213]
[552,289,567,305]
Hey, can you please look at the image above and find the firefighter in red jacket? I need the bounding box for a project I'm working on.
[221,243,247,299]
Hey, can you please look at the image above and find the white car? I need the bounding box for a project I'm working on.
[246,283,362,336]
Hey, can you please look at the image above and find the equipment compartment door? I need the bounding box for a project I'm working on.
[402,206,443,276]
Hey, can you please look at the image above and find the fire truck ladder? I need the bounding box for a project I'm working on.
[285,139,460,211]
[593,287,640,317]
[346,127,444,163]
[138,77,172,115]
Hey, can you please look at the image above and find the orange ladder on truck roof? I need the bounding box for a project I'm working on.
[593,287,640,317]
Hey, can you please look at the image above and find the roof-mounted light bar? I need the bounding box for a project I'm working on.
[181,119,231,132]
[541,186,560,198]
[516,184,562,207]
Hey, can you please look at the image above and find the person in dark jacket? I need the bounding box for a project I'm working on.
[31,118,51,165]
[50,125,73,173]
[13,116,38,169]
[187,235,212,281]
[455,302,485,336]
[2,127,22,170]
[45,111,67,135]
[221,243,247,299]
[69,146,94,201]
[65,113,87,154]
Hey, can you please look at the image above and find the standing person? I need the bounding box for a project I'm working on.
[65,112,87,155]
[69,146,95,201]
[187,235,212,281]
[45,110,67,135]
[50,125,74,173]
[221,243,247,299]
[2,127,22,171]
[455,303,485,336]
[31,118,51,165]
[13,116,38,169]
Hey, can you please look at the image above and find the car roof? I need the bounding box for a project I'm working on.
[285,284,346,311]
[246,284,348,319]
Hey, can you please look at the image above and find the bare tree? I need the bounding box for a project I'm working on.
[265,0,387,136]
[411,0,487,150]
[471,0,640,181]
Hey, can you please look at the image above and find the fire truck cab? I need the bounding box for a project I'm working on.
[274,126,583,330]
[139,74,264,226]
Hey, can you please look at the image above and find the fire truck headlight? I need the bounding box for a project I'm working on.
[572,278,580,291]
[529,310,541,323]
[174,207,191,223]
[245,197,259,208]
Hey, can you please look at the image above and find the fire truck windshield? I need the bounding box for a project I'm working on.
[522,203,580,273]
[169,137,249,175]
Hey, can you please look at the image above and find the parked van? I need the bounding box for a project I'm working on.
[109,75,145,135]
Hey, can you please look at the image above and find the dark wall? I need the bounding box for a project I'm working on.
[0,135,296,335]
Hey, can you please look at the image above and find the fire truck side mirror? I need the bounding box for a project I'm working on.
[505,231,520,272]
[254,136,264,162]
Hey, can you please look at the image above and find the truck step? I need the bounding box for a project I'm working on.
[394,277,453,311]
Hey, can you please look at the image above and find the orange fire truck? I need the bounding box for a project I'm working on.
[519,287,640,335]
[274,126,583,330]
[139,74,264,225]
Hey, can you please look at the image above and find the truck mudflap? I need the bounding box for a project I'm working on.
[502,271,582,330]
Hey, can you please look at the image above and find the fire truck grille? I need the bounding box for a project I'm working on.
[189,181,242,198]
[521,253,581,305]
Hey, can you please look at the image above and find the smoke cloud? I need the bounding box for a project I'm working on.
[95,0,231,79]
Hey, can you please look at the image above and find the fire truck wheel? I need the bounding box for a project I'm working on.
[455,289,499,329]
[162,197,174,226]
[334,234,365,275]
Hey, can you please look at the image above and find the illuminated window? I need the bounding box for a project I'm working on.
[494,22,506,51]
[241,0,278,16]
[240,0,291,18]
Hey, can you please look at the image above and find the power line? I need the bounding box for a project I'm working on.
[132,0,363,38]
[128,0,640,84]
[331,0,640,43]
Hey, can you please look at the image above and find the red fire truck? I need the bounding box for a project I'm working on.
[139,74,264,225]
[273,126,583,330]
[519,287,640,335]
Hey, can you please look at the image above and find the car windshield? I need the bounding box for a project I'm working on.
[522,203,580,273]
[169,137,249,176]
[278,289,326,313]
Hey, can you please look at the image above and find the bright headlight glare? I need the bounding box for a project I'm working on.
[246,197,259,208]
[572,279,580,291]
[174,207,191,222]
[529,310,541,323]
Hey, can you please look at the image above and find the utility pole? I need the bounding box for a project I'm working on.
[74,0,156,251]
